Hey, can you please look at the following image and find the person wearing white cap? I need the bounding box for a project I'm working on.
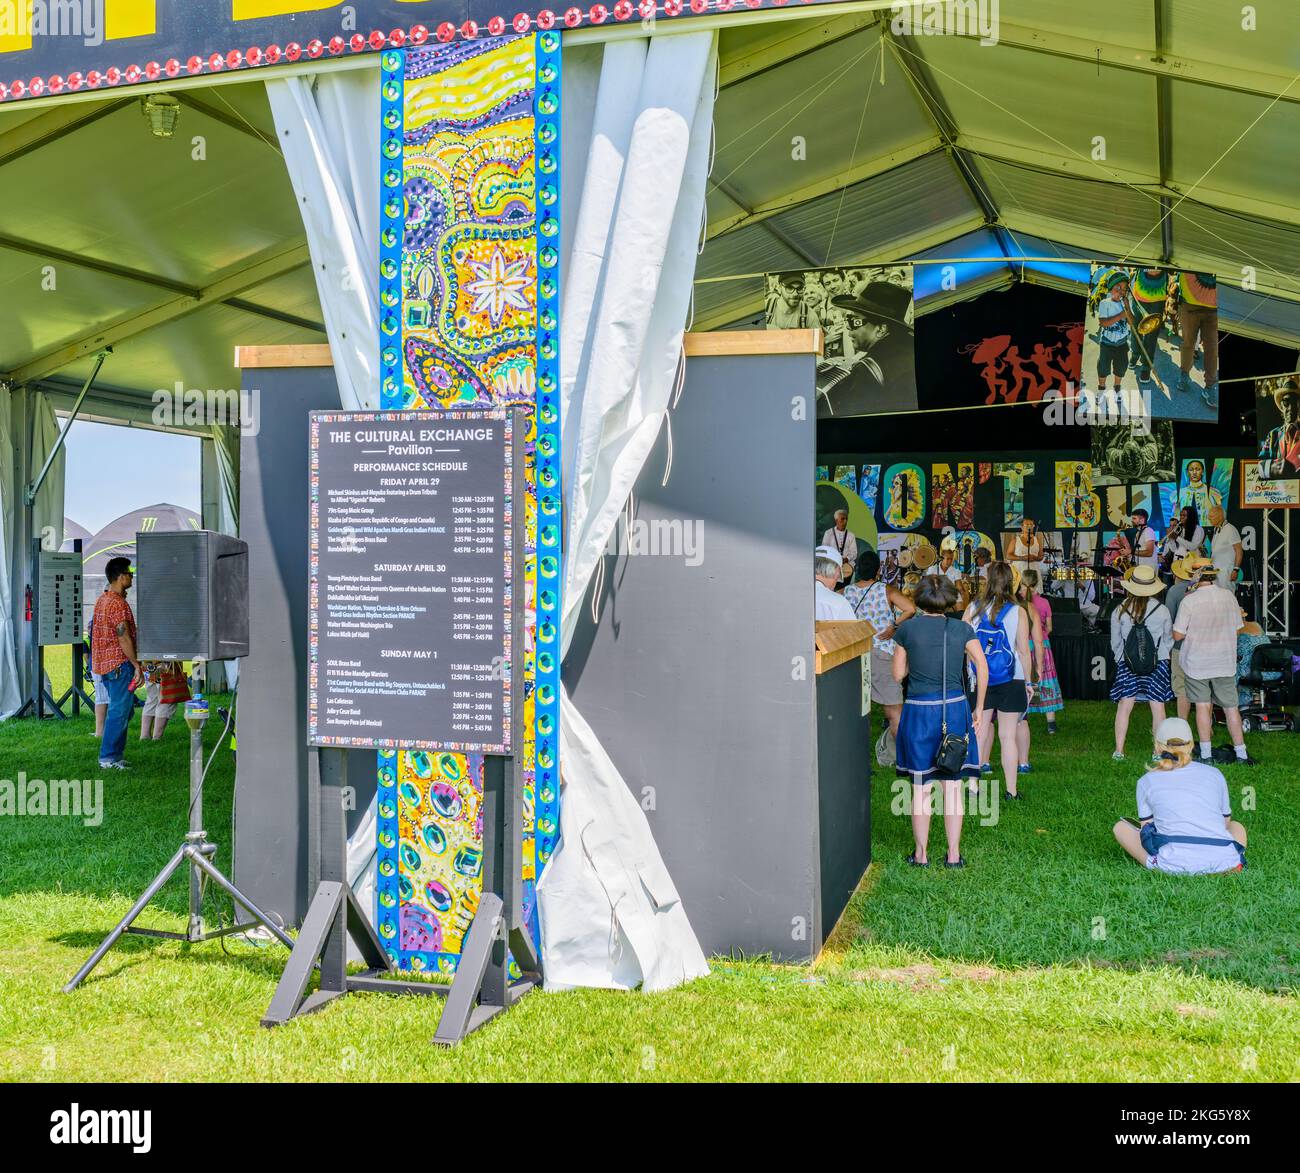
[814,546,857,620]
[1108,564,1174,762]
[1112,716,1248,875]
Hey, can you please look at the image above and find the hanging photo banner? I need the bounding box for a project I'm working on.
[1081,265,1219,423]
[765,264,917,417]
[1091,419,1176,486]
[920,285,1082,408]
[372,33,561,976]
[1253,372,1300,486]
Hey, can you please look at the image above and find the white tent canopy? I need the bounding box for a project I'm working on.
[0,79,324,407]
[697,0,1300,345]
[1,3,1297,403]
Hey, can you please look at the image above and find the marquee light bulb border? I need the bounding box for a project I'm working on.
[0,1,816,103]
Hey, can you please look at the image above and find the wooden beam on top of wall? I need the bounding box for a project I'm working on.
[683,329,823,357]
[235,343,334,369]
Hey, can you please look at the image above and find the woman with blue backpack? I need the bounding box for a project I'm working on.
[962,561,1034,800]
[1109,564,1174,761]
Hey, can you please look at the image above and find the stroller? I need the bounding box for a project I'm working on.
[1222,644,1294,733]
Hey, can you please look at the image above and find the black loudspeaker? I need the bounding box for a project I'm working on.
[1052,597,1081,614]
[136,530,249,661]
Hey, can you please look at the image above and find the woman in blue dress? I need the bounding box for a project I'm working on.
[892,575,989,868]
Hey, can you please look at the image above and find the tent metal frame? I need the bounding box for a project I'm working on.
[1261,507,1291,638]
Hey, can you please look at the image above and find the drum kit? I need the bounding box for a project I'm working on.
[896,539,936,600]
[896,541,936,572]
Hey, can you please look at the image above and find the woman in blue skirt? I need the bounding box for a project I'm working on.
[1109,564,1175,761]
[892,575,989,868]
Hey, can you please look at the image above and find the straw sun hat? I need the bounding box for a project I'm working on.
[1170,554,1214,581]
[1120,564,1165,596]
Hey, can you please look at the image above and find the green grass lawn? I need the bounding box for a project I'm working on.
[1,699,1298,1082]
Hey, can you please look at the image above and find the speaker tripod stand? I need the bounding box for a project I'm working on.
[64,702,294,993]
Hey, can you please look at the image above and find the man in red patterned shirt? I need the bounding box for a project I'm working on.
[91,557,142,769]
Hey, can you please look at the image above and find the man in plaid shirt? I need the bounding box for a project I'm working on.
[90,556,142,769]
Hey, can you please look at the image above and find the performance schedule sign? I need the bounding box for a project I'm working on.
[308,411,514,753]
[37,550,83,646]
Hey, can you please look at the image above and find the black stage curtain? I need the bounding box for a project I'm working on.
[1052,631,1116,701]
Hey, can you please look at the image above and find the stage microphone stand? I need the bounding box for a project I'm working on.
[65,698,294,992]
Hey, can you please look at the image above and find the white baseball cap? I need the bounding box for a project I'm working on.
[1155,716,1194,744]
[815,545,843,562]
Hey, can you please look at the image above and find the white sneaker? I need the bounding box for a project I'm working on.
[98,760,128,770]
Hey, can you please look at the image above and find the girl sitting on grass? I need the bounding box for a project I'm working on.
[1112,716,1247,874]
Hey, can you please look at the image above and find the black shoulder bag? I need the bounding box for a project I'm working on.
[933,616,970,775]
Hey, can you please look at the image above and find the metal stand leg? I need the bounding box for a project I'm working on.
[430,749,541,1047]
[63,848,188,992]
[264,748,422,1027]
[64,709,293,993]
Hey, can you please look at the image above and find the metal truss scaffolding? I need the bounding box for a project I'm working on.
[1261,507,1291,637]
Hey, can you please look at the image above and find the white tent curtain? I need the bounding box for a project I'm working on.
[535,31,717,992]
[267,38,717,984]
[265,68,380,413]
[266,66,382,940]
[30,392,65,559]
[211,423,240,537]
[17,391,67,707]
[0,388,21,717]
[206,423,240,693]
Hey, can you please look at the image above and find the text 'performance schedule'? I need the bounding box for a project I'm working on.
[308,411,513,752]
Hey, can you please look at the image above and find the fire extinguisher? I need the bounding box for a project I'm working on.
[24,585,32,622]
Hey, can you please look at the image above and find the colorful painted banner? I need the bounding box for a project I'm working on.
[882,462,925,531]
[993,461,1033,528]
[1054,459,1100,528]
[930,462,974,530]
[373,33,560,974]
[1176,457,1232,516]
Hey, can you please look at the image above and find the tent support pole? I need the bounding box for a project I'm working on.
[24,348,110,508]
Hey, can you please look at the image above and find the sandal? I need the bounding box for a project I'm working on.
[904,852,929,868]
[1004,790,1024,801]
[943,856,966,869]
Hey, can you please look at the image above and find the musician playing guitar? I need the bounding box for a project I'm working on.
[1120,507,1159,570]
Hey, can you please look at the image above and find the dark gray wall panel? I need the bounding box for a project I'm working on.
[234,370,375,928]
[815,658,872,944]
[565,352,825,961]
